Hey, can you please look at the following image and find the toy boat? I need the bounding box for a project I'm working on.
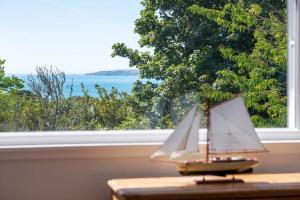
[151,96,267,175]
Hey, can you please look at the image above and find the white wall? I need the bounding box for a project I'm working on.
[0,143,300,200]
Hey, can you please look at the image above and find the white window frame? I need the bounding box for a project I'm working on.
[0,0,299,149]
[288,0,300,129]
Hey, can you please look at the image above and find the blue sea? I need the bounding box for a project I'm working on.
[14,74,140,97]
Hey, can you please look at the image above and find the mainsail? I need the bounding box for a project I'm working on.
[208,96,266,154]
[151,96,266,163]
[151,105,202,161]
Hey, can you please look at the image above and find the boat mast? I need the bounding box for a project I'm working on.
[205,99,210,163]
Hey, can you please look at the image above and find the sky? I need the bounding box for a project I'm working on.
[0,0,142,74]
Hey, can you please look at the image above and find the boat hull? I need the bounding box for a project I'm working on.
[177,158,258,176]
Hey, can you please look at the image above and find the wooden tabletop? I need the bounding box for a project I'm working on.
[108,173,300,200]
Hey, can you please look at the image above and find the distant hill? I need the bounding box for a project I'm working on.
[86,69,139,76]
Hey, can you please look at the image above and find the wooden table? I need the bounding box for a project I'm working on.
[108,173,300,200]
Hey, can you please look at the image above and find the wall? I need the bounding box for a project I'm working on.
[0,142,300,200]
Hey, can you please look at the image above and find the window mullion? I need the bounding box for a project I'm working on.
[288,0,299,129]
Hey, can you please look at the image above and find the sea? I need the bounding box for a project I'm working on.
[14,74,140,97]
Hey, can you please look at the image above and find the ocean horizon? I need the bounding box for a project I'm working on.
[13,74,140,97]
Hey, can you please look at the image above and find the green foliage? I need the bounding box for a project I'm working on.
[0,59,23,93]
[67,84,145,130]
[190,0,287,127]
[0,59,24,131]
[112,0,287,127]
[0,66,147,131]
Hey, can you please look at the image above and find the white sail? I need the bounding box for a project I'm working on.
[151,105,202,161]
[209,96,266,154]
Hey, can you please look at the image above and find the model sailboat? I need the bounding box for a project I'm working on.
[151,96,267,175]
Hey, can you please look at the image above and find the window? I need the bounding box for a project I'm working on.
[0,0,298,142]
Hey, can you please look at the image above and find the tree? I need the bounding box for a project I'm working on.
[0,59,24,131]
[25,66,73,131]
[0,59,23,93]
[189,1,287,127]
[112,0,287,127]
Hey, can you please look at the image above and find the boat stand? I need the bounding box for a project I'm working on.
[194,175,244,184]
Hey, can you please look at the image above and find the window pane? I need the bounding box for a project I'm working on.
[0,0,287,131]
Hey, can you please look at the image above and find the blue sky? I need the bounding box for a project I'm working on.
[0,0,142,74]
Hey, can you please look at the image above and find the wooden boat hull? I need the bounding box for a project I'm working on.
[177,158,258,175]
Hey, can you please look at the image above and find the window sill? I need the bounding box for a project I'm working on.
[0,128,300,149]
[0,128,299,160]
